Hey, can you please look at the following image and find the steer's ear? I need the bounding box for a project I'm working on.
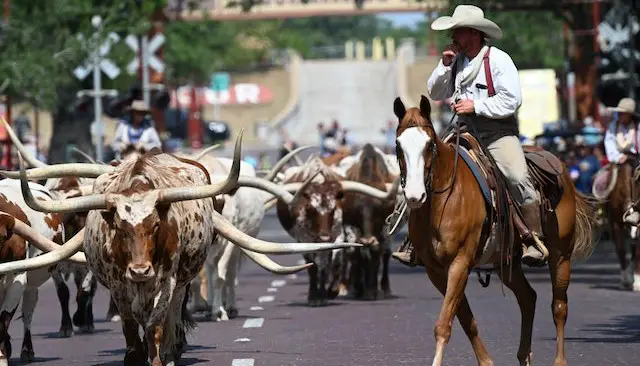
[214,196,225,214]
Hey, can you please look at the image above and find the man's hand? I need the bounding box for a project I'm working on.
[442,44,457,66]
[454,100,475,115]
[619,154,628,164]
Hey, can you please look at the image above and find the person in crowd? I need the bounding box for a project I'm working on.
[111,100,162,159]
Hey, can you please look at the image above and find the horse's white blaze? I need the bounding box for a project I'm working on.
[397,127,430,206]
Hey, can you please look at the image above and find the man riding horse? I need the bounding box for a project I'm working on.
[390,5,548,267]
[603,97,640,225]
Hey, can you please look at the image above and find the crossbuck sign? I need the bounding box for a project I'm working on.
[73,32,121,80]
[125,33,166,75]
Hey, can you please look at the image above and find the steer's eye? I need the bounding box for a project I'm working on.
[336,191,344,200]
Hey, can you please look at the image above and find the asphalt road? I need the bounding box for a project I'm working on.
[7,212,640,366]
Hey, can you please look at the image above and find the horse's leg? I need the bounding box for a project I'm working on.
[428,256,486,366]
[548,251,570,366]
[426,263,492,366]
[497,263,536,366]
[611,223,632,289]
[633,236,640,292]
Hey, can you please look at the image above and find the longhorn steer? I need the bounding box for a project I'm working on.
[1,136,355,366]
[0,179,65,364]
[268,157,398,306]
[338,144,400,300]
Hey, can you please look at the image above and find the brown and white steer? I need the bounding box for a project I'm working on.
[0,179,65,364]
[269,156,398,306]
[337,144,401,300]
[2,138,356,366]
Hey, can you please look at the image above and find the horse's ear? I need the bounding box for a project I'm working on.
[419,95,431,118]
[393,97,406,120]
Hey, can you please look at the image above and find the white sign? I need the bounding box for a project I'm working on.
[176,84,272,106]
[73,32,121,80]
[126,33,166,75]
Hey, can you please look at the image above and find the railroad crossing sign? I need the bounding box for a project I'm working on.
[125,33,166,75]
[73,32,121,80]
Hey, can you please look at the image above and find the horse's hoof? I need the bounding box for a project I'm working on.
[110,314,121,322]
[20,349,35,363]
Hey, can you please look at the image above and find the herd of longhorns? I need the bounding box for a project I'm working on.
[0,94,602,366]
[0,116,402,365]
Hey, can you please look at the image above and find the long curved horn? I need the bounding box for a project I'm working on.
[264,145,315,181]
[156,131,243,204]
[340,177,400,200]
[284,144,306,166]
[263,197,277,211]
[236,170,320,206]
[71,147,99,164]
[18,155,112,213]
[0,163,115,180]
[211,210,360,254]
[193,143,222,161]
[239,248,312,274]
[2,213,86,263]
[0,116,47,168]
[0,228,86,274]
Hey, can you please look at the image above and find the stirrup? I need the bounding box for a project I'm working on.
[521,235,549,267]
[391,250,417,267]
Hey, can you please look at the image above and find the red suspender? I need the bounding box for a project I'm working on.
[483,47,496,97]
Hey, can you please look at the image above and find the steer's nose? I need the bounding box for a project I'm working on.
[126,263,155,282]
[318,235,332,242]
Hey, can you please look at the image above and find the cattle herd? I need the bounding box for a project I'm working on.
[0,119,403,366]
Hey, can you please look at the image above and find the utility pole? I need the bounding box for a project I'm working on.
[3,0,11,169]
[74,16,121,162]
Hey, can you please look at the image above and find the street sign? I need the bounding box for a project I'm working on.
[126,33,166,75]
[73,32,121,80]
[211,72,230,92]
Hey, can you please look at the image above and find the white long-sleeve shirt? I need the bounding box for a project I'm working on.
[111,120,162,153]
[604,119,638,163]
[427,46,522,119]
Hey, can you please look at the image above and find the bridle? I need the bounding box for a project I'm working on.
[396,113,461,198]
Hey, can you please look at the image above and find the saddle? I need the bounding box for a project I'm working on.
[443,130,566,264]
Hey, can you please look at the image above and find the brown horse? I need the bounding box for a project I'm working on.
[393,96,597,366]
[594,162,640,290]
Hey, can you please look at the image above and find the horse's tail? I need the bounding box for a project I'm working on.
[571,190,600,260]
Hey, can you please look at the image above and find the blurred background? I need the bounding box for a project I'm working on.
[0,0,638,194]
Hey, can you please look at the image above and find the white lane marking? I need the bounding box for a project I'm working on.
[287,274,298,280]
[234,338,251,343]
[232,359,255,366]
[243,318,264,328]
[250,306,264,311]
[258,295,274,303]
[267,287,278,292]
[271,279,286,287]
[297,259,306,265]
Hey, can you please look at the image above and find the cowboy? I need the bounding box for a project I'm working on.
[603,97,640,224]
[390,4,549,267]
[111,100,162,158]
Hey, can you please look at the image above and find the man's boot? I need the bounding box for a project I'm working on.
[623,206,640,226]
[518,203,549,267]
[391,236,421,267]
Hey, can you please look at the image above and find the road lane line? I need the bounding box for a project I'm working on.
[258,295,274,303]
[243,318,264,328]
[232,359,254,366]
[267,287,278,292]
[249,306,264,311]
[271,279,286,287]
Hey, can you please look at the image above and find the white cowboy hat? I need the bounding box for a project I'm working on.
[431,5,503,40]
[126,100,151,113]
[608,98,637,115]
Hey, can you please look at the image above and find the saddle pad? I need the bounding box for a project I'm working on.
[592,164,617,199]
[456,145,493,206]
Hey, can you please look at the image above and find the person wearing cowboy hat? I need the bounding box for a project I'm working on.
[111,100,162,159]
[390,4,550,268]
[603,97,640,224]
